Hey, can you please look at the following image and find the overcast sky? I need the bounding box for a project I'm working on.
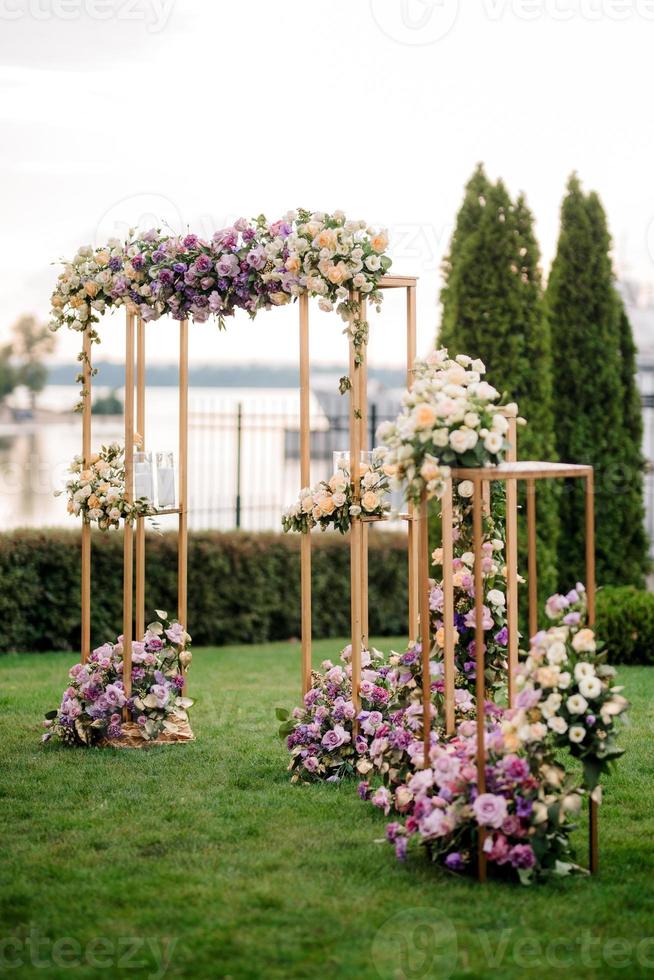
[2,0,653,369]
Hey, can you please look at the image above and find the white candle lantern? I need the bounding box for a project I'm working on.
[156,451,176,509]
[133,451,154,504]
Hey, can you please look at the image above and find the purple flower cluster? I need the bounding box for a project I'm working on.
[43,616,192,747]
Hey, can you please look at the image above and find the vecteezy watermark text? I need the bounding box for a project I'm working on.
[0,0,175,33]
[0,927,177,977]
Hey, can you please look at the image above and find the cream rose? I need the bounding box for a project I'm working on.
[361,490,379,513]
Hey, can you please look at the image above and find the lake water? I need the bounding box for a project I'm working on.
[0,386,334,532]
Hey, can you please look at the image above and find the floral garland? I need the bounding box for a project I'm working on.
[430,483,511,697]
[55,441,156,530]
[43,613,192,746]
[49,210,392,408]
[281,449,390,535]
[378,349,521,502]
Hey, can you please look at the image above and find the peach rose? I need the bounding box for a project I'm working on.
[420,461,440,482]
[316,229,337,250]
[318,495,336,515]
[51,294,64,308]
[371,232,389,253]
[361,490,379,512]
[87,494,100,509]
[326,261,348,285]
[95,251,109,266]
[285,255,301,274]
[414,404,436,430]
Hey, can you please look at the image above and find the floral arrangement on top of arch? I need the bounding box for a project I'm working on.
[49,209,392,408]
[277,348,629,884]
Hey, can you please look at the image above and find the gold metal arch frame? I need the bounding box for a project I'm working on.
[417,434,598,882]
[79,312,190,727]
[297,275,421,730]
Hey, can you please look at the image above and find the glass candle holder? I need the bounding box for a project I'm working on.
[331,450,374,477]
[133,451,154,504]
[156,451,176,509]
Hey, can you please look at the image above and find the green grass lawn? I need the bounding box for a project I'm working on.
[1,639,653,980]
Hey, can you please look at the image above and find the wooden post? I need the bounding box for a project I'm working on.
[473,478,487,882]
[178,319,189,631]
[122,311,135,711]
[349,296,364,721]
[299,293,312,695]
[360,315,369,648]
[585,468,598,875]
[526,478,538,641]
[419,490,432,763]
[505,418,519,707]
[441,478,455,735]
[406,285,420,642]
[135,317,146,640]
[81,329,92,663]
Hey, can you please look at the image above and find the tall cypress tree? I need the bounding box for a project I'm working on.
[546,175,647,587]
[439,164,559,604]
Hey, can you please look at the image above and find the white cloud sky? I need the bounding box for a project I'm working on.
[2,0,653,369]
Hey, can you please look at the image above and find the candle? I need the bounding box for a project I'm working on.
[156,451,176,509]
[133,452,153,503]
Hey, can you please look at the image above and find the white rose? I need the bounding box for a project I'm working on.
[364,255,381,271]
[483,431,503,454]
[491,414,509,434]
[557,671,572,689]
[578,676,602,699]
[548,716,568,734]
[572,629,596,653]
[487,589,505,608]
[449,429,470,454]
[569,725,586,743]
[566,694,588,716]
[463,412,479,428]
[432,428,449,447]
[458,480,474,498]
[546,641,568,666]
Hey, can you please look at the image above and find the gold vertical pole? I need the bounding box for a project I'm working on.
[178,319,189,631]
[406,285,420,642]
[81,329,92,663]
[585,471,596,628]
[585,468,598,874]
[360,313,369,649]
[299,293,312,695]
[135,317,146,640]
[419,490,432,763]
[441,478,455,735]
[526,478,538,641]
[473,477,487,882]
[505,418,519,707]
[122,311,135,710]
[349,297,363,723]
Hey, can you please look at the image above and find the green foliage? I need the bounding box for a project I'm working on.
[0,344,16,402]
[438,164,558,603]
[92,388,123,415]
[596,586,654,666]
[11,313,55,408]
[546,175,648,588]
[0,529,409,653]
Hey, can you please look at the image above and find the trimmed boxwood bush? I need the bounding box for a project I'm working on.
[596,586,654,667]
[0,528,409,654]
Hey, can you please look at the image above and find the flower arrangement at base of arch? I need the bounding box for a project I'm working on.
[43,613,193,747]
[49,210,392,409]
[277,645,395,783]
[55,441,156,530]
[281,449,390,535]
[383,718,585,883]
[377,349,522,503]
